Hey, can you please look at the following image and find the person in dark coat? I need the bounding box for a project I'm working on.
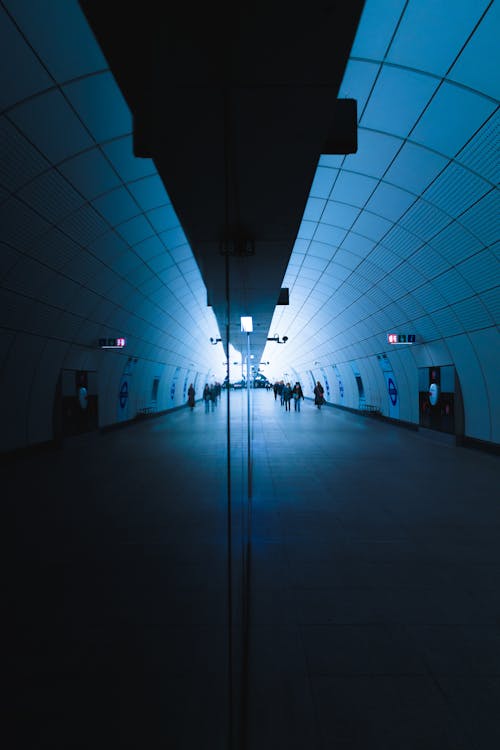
[292,381,304,411]
[278,380,285,405]
[313,381,325,409]
[283,382,293,411]
[187,383,195,408]
[203,383,211,413]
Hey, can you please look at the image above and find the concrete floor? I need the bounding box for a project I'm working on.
[10,388,500,749]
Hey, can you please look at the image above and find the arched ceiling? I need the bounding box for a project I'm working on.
[265,0,499,375]
[79,1,365,361]
[0,0,499,386]
[0,0,225,378]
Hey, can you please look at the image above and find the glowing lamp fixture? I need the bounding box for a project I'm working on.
[267,334,288,344]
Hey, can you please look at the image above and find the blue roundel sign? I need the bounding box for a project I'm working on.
[324,376,330,398]
[388,377,398,406]
[119,381,129,409]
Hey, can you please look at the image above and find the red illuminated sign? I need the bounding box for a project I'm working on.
[99,337,126,348]
[387,333,416,344]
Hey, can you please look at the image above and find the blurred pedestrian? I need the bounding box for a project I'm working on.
[314,380,325,409]
[278,380,285,405]
[292,381,304,411]
[209,383,217,411]
[203,383,211,413]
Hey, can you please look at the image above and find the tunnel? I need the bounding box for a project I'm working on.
[3,2,500,749]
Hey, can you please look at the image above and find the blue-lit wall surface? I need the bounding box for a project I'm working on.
[1,0,499,452]
[264,0,499,444]
[0,1,225,451]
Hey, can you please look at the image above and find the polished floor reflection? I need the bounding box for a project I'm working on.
[10,389,500,749]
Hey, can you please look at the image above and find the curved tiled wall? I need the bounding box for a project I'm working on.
[1,1,499,452]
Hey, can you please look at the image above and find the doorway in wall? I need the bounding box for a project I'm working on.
[418,365,462,435]
[55,369,99,439]
[355,375,365,410]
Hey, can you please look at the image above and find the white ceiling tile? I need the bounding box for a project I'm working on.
[19,168,84,223]
[366,182,415,222]
[339,58,380,112]
[0,196,49,248]
[297,220,317,240]
[102,136,155,182]
[432,306,465,337]
[59,148,121,200]
[63,72,131,142]
[481,287,500,323]
[321,201,360,229]
[423,162,490,218]
[429,221,483,264]
[456,111,500,185]
[382,225,423,260]
[58,205,108,246]
[351,211,392,242]
[335,249,361,271]
[378,275,406,300]
[0,117,49,191]
[133,235,165,263]
[331,171,378,207]
[3,254,55,298]
[0,8,52,111]
[116,215,154,246]
[303,196,327,222]
[139,278,164,302]
[127,174,170,211]
[345,129,402,179]
[459,190,500,247]
[411,314,441,342]
[396,293,426,321]
[385,141,448,194]
[458,251,500,294]
[358,260,385,284]
[387,0,490,77]
[410,244,451,279]
[412,282,447,312]
[361,65,439,138]
[448,1,500,100]
[0,242,20,280]
[92,187,139,226]
[400,200,450,243]
[313,224,348,247]
[307,240,334,260]
[432,268,474,304]
[9,88,94,164]
[309,166,339,199]
[89,231,129,265]
[350,0,407,58]
[302,255,328,272]
[452,295,493,331]
[411,82,496,157]
[342,233,375,258]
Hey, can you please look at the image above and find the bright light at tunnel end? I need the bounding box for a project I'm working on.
[241,316,253,333]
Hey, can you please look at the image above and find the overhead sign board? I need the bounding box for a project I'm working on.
[99,337,126,349]
[387,333,416,345]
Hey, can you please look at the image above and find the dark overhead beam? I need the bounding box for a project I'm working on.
[80,2,365,362]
